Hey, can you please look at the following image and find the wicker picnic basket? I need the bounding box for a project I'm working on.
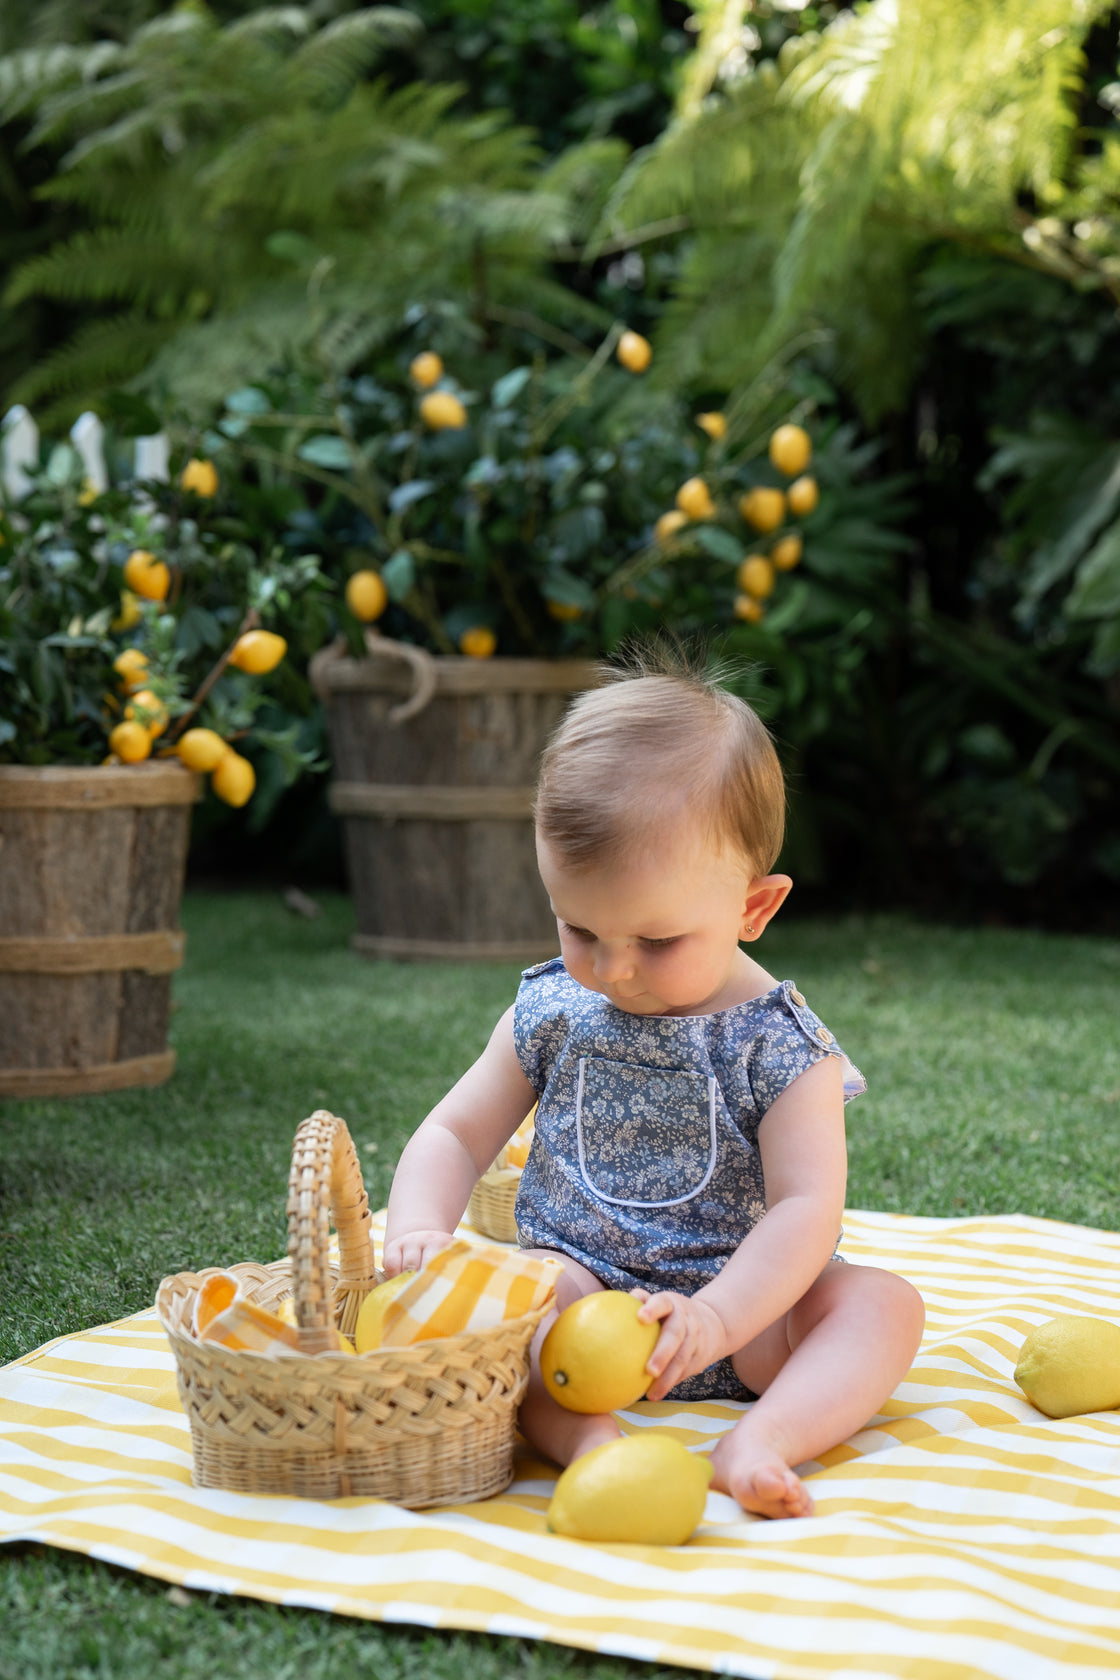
[156,1109,550,1507]
[468,1164,521,1244]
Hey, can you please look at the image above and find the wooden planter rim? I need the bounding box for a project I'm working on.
[0,763,201,809]
[0,930,185,975]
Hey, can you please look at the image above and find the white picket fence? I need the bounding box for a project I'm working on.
[0,405,170,502]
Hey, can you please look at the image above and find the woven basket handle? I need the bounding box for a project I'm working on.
[286,1110,377,1353]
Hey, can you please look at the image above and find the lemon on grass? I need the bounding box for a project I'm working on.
[787,475,819,517]
[354,1271,417,1353]
[675,476,715,521]
[123,549,171,602]
[738,487,786,533]
[769,423,812,477]
[1015,1315,1120,1418]
[229,630,287,675]
[410,351,444,389]
[617,330,652,373]
[177,727,228,772]
[211,749,256,808]
[541,1290,659,1413]
[345,570,388,622]
[547,1432,712,1545]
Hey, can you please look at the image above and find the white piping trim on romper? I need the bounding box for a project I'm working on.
[574,1055,720,1209]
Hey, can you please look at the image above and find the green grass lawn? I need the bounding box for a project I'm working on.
[2,893,1119,1680]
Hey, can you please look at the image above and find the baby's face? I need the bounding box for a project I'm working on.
[536,829,757,1017]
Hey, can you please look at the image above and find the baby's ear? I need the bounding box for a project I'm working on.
[740,874,793,941]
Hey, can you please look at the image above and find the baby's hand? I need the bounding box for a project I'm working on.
[631,1288,728,1402]
[382,1230,455,1277]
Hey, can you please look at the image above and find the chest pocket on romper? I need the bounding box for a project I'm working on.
[575,1056,719,1208]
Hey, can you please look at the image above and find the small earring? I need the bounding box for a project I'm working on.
[746,924,756,935]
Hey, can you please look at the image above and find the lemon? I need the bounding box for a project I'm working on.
[420,391,468,430]
[769,424,812,477]
[733,594,765,623]
[675,477,715,521]
[113,648,150,693]
[108,720,152,763]
[229,630,286,675]
[547,1432,712,1545]
[617,331,652,374]
[1015,1315,1120,1418]
[459,626,496,658]
[654,509,689,546]
[346,570,388,622]
[787,475,819,517]
[177,727,228,772]
[410,351,443,389]
[541,1290,659,1413]
[111,590,143,632]
[123,549,170,602]
[181,458,219,497]
[696,412,727,441]
[354,1271,417,1353]
[211,749,256,808]
[738,487,786,533]
[771,533,803,571]
[737,556,775,599]
[547,600,582,621]
[124,688,169,739]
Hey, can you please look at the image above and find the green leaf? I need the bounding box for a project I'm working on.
[382,548,415,600]
[1066,520,1120,621]
[491,366,531,409]
[297,435,352,470]
[694,525,745,565]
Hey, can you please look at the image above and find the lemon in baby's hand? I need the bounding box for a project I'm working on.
[354,1271,416,1353]
[548,1432,712,1545]
[1014,1315,1120,1417]
[541,1290,659,1413]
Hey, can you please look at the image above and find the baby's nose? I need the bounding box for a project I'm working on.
[594,943,636,983]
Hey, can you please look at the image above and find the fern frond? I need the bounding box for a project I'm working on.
[287,8,422,106]
[9,312,174,416]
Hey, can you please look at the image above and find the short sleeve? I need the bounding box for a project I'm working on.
[513,958,570,1093]
[746,982,867,1116]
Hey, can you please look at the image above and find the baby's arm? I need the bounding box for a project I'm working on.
[383,1004,537,1276]
[636,1054,847,1399]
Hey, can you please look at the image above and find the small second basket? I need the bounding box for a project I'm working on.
[157,1109,550,1507]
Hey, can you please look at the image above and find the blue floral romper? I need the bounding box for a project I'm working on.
[513,957,865,1402]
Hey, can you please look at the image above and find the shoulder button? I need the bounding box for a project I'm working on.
[816,1026,834,1044]
[790,988,806,1006]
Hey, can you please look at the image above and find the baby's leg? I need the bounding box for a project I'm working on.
[517,1249,623,1467]
[711,1262,924,1519]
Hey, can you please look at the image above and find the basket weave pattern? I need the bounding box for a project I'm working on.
[468,1165,521,1244]
[157,1111,546,1506]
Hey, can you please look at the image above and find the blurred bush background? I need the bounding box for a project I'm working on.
[2,0,1118,929]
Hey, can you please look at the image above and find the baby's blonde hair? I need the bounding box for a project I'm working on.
[535,642,786,878]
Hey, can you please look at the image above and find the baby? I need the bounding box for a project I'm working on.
[384,650,924,1518]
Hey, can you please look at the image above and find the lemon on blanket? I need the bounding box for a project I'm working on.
[541,1290,659,1413]
[548,1432,712,1545]
[354,1271,416,1353]
[1014,1315,1120,1417]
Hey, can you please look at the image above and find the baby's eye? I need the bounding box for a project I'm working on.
[561,922,595,941]
[641,936,680,950]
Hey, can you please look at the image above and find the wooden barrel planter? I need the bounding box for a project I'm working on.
[312,636,600,962]
[0,762,200,1098]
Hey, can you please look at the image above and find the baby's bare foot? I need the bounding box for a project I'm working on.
[709,1427,815,1519]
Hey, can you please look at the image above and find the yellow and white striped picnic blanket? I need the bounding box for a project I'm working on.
[3,1208,1120,1680]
